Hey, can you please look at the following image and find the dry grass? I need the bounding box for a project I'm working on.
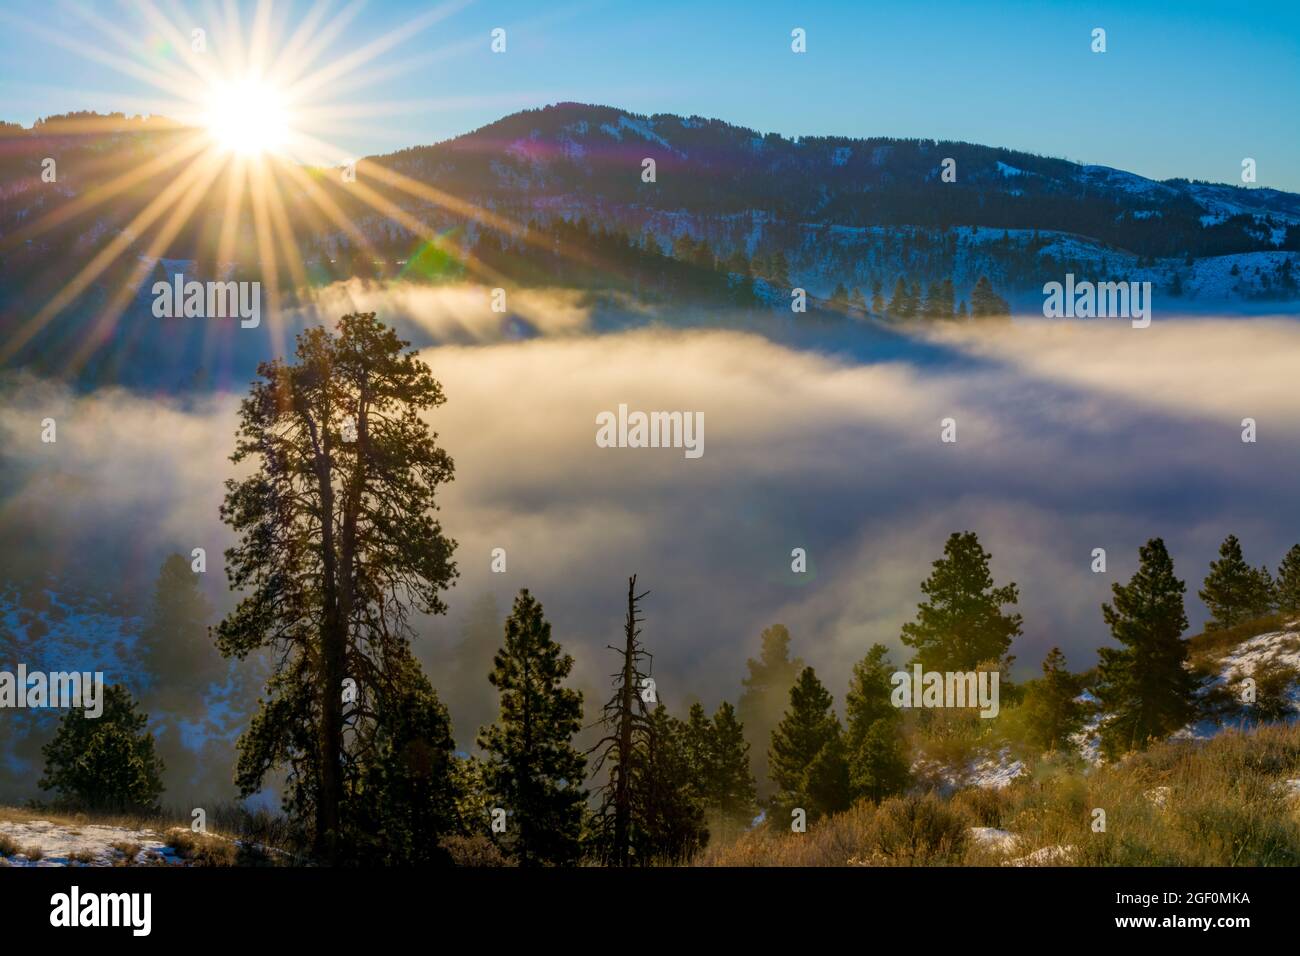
[699,722,1300,867]
[1188,614,1289,669]
[164,828,240,867]
[0,833,20,857]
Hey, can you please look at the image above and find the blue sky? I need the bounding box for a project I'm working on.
[1,0,1297,189]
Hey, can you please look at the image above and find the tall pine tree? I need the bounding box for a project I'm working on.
[738,624,804,800]
[769,666,850,823]
[845,644,910,803]
[216,313,459,863]
[1200,534,1268,629]
[900,531,1022,671]
[1095,538,1197,758]
[1276,544,1300,616]
[479,589,587,866]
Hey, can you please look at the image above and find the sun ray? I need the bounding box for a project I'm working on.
[283,1,471,104]
[0,151,222,364]
[0,131,210,254]
[65,153,230,376]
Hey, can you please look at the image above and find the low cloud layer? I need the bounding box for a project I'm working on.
[4,316,1300,748]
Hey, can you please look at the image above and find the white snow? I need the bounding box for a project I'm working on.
[0,819,183,867]
[1005,844,1077,867]
[969,827,1019,851]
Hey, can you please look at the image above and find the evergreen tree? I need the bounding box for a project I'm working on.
[39,684,165,813]
[939,277,956,316]
[348,659,461,865]
[769,250,791,287]
[768,667,849,823]
[870,278,885,315]
[479,589,587,866]
[1095,538,1197,758]
[831,281,849,307]
[849,286,866,310]
[1276,544,1300,616]
[900,531,1022,671]
[140,553,227,801]
[737,624,804,799]
[216,313,458,863]
[706,701,757,822]
[957,299,968,318]
[635,704,709,863]
[844,644,910,802]
[921,281,942,318]
[1251,564,1278,619]
[1020,647,1084,753]
[1199,535,1267,629]
[888,277,910,318]
[970,275,1009,316]
[683,701,756,825]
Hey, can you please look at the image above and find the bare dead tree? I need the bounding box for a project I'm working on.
[587,575,654,866]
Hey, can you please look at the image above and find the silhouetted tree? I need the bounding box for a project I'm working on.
[769,667,849,823]
[900,531,1022,671]
[479,589,587,866]
[1095,538,1197,758]
[40,684,164,813]
[216,313,458,863]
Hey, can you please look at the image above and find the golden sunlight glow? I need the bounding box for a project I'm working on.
[204,77,290,156]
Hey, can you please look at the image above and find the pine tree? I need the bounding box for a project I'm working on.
[1276,544,1300,616]
[706,701,757,822]
[1095,538,1197,758]
[921,281,941,318]
[738,624,804,799]
[348,658,461,865]
[1199,534,1265,630]
[870,278,885,315]
[888,277,910,318]
[845,644,909,802]
[940,277,956,317]
[39,684,165,813]
[831,281,849,307]
[970,275,1008,316]
[140,553,225,799]
[769,667,849,823]
[1251,565,1278,619]
[1020,647,1084,753]
[216,312,458,863]
[900,531,1022,671]
[479,589,587,866]
[635,704,709,863]
[769,250,791,286]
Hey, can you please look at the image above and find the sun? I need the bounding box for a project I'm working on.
[203,77,291,157]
